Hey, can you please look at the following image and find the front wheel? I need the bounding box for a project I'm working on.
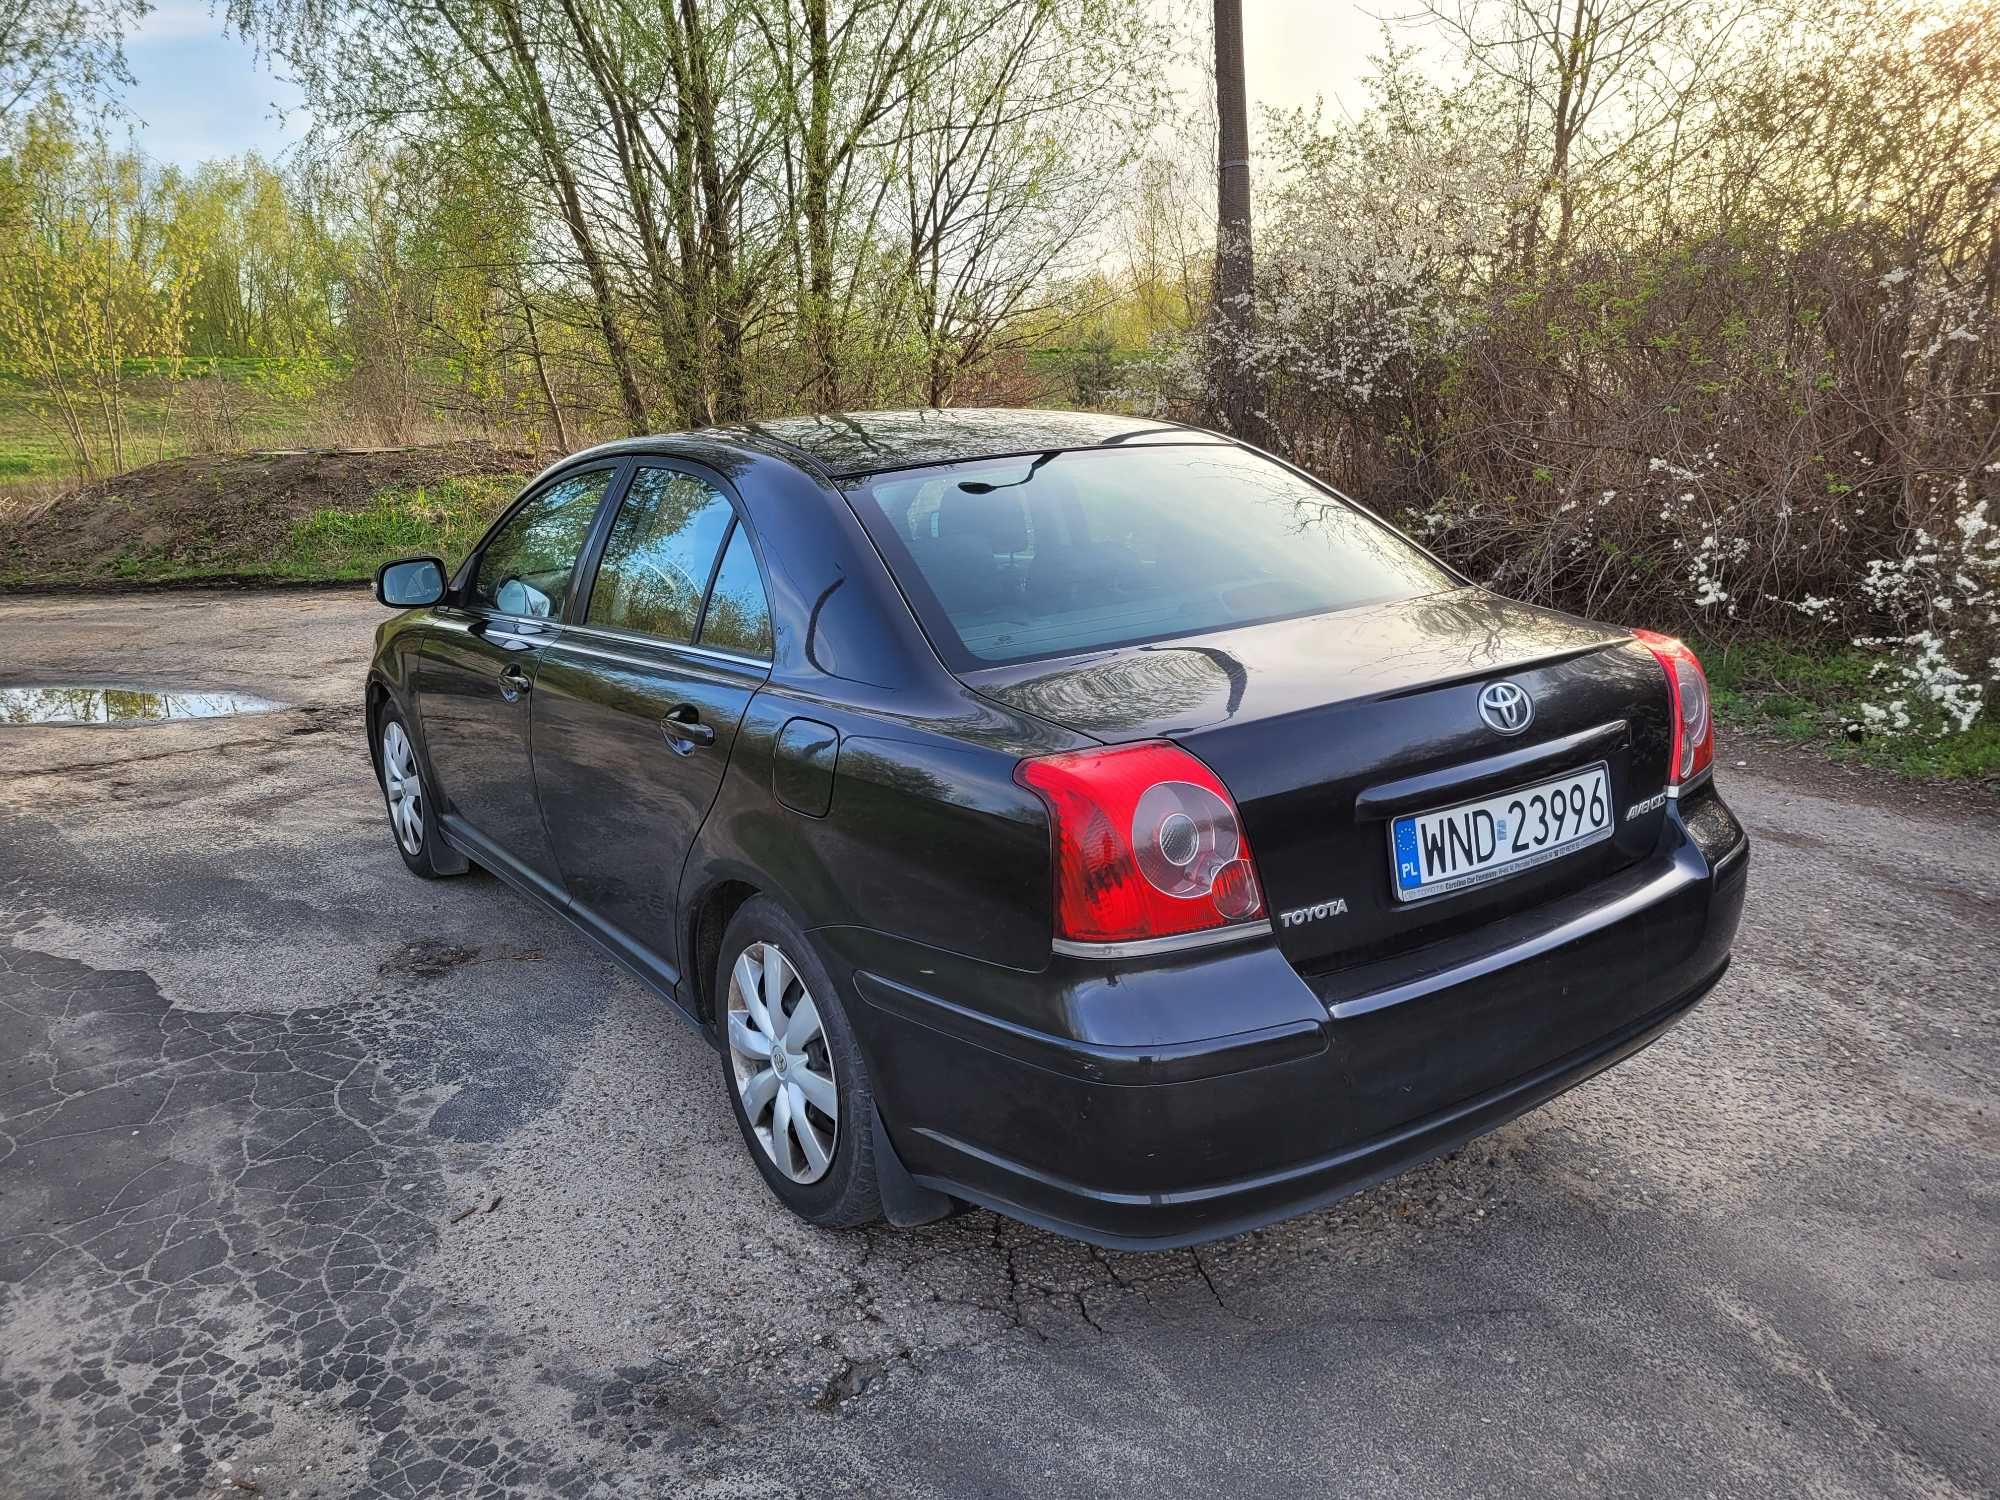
[376,706,466,879]
[718,898,882,1228]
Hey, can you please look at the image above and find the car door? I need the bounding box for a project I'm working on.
[531,462,775,992]
[417,463,623,895]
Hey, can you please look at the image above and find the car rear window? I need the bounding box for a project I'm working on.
[851,445,1456,666]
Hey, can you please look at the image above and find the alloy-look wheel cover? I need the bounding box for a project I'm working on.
[725,941,839,1184]
[381,720,424,856]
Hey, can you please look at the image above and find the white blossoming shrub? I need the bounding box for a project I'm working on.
[1844,484,2000,736]
[1115,7,2000,750]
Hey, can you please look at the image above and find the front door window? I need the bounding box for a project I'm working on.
[473,470,614,618]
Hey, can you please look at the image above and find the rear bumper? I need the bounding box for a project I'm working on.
[834,799,1749,1250]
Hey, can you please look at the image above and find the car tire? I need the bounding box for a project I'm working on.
[376,704,465,879]
[717,897,882,1229]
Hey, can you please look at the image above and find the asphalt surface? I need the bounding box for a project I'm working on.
[1,588,1995,1500]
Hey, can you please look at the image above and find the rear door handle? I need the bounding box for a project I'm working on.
[661,702,716,754]
[498,664,532,701]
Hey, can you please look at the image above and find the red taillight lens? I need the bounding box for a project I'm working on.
[1632,630,1714,785]
[1015,741,1266,945]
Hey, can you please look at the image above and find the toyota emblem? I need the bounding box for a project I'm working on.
[1478,681,1534,735]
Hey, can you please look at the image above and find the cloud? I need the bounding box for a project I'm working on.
[129,0,238,46]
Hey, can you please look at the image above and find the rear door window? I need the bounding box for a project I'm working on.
[698,523,774,659]
[586,467,736,643]
[473,469,614,617]
[853,446,1455,666]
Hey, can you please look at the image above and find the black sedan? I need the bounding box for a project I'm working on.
[366,409,1748,1249]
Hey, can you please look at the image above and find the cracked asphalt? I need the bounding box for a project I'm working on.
[2,588,1996,1499]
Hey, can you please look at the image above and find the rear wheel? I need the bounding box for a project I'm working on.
[377,707,464,879]
[718,897,881,1228]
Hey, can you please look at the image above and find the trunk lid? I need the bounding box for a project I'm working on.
[966,588,1676,972]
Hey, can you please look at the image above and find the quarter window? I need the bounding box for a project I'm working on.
[699,523,773,659]
[473,469,613,617]
[587,467,736,643]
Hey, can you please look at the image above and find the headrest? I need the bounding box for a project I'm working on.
[938,488,1029,554]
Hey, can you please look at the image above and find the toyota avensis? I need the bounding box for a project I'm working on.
[366,409,1748,1249]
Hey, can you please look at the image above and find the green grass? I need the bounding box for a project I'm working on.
[1698,635,2000,781]
[274,477,520,580]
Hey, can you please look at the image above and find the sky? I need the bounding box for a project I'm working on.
[120,0,305,167]
[120,0,1393,170]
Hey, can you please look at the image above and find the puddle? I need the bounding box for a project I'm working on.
[0,685,287,726]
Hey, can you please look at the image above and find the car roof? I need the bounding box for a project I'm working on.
[545,409,1233,491]
[731,408,1225,479]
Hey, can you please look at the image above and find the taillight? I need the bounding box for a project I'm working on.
[1632,630,1714,786]
[1015,741,1266,946]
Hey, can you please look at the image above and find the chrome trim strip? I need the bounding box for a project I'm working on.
[458,606,558,633]
[1328,857,1696,1020]
[555,623,772,671]
[1052,920,1273,961]
[1353,721,1627,820]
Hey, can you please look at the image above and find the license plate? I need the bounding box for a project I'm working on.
[1390,762,1613,901]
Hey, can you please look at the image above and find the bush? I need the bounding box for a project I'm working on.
[1130,2,2000,754]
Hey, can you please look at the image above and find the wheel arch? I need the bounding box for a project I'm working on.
[684,877,762,1029]
[365,675,391,777]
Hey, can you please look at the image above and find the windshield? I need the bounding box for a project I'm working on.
[850,445,1457,667]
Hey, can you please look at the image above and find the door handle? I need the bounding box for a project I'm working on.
[661,702,716,754]
[498,664,532,701]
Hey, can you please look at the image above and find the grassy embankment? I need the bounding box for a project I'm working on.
[0,360,326,484]
[265,478,523,580]
[1,360,529,588]
[0,467,526,589]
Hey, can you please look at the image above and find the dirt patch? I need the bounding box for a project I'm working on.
[0,442,535,586]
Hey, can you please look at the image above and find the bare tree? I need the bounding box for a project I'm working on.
[884,0,1162,406]
[0,0,149,128]
[1423,0,1766,271]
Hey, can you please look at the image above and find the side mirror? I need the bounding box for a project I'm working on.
[376,556,447,608]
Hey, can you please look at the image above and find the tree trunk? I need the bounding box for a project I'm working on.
[522,299,570,452]
[803,0,838,411]
[1212,0,1256,439]
[487,0,651,434]
[552,0,683,428]
[678,0,746,423]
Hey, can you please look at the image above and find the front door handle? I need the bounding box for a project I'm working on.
[661,702,716,754]
[498,664,531,701]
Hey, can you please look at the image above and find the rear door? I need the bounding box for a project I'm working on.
[531,462,774,991]
[418,464,621,892]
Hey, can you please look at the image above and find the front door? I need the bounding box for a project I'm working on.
[532,463,774,989]
[417,465,620,895]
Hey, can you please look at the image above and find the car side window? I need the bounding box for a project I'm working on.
[586,467,736,643]
[473,469,613,617]
[698,522,773,659]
